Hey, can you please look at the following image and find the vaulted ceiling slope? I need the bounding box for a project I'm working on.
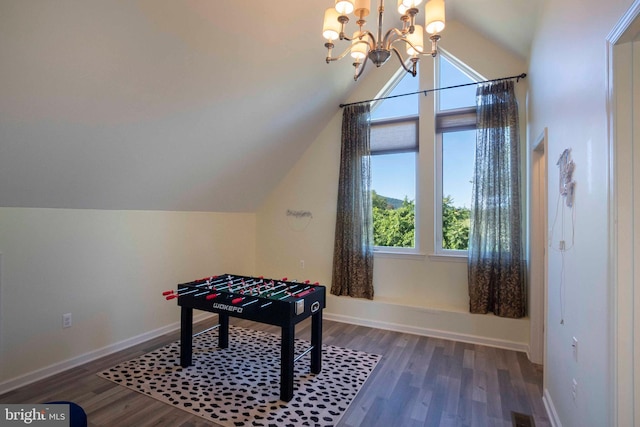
[0,0,540,212]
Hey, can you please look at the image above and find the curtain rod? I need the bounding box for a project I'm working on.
[338,72,527,108]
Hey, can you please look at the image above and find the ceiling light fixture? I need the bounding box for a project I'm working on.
[322,0,445,81]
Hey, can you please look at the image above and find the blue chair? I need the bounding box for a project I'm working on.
[44,401,87,427]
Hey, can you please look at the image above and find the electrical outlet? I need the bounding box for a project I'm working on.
[299,260,305,269]
[572,336,578,362]
[62,313,72,329]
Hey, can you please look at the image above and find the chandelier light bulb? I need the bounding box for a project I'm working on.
[397,0,408,14]
[323,8,341,40]
[402,0,424,8]
[425,0,445,34]
[335,0,355,15]
[351,31,368,59]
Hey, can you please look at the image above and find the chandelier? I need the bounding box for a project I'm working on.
[322,0,445,81]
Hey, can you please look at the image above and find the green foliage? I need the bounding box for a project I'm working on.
[372,191,415,247]
[441,196,470,250]
[371,192,470,250]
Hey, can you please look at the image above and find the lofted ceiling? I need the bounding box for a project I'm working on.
[0,0,541,212]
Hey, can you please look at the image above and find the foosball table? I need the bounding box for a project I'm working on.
[163,274,326,401]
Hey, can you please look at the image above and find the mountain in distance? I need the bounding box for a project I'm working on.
[381,195,404,209]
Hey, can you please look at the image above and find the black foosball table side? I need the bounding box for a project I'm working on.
[173,274,326,402]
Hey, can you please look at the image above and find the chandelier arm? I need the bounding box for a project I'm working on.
[390,37,420,54]
[390,47,417,77]
[326,45,360,62]
[326,39,373,63]
[354,57,369,81]
[382,27,408,49]
[340,30,376,44]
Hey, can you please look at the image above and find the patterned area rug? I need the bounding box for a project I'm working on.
[98,325,381,427]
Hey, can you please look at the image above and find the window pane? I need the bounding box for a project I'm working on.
[371,70,419,120]
[439,56,477,111]
[441,130,474,250]
[371,152,416,248]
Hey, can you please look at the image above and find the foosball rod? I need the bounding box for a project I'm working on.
[293,345,315,363]
[188,276,242,295]
[270,282,318,300]
[163,288,202,300]
[228,277,290,295]
[270,284,310,300]
[192,323,221,337]
[226,278,262,293]
[162,275,229,299]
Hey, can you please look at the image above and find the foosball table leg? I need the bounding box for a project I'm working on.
[219,313,229,349]
[180,307,193,367]
[311,310,323,374]
[280,323,295,402]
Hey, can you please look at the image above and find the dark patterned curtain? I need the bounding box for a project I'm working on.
[468,80,525,318]
[331,104,374,299]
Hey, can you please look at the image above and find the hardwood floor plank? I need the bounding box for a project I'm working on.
[423,374,447,426]
[0,318,550,427]
[472,368,488,405]
[470,399,489,427]
[408,387,431,423]
[484,348,504,420]
[457,366,474,426]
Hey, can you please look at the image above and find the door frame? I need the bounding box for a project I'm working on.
[529,128,548,365]
[607,1,640,425]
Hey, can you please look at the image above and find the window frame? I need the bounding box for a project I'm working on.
[367,63,422,255]
[370,115,420,254]
[433,52,485,256]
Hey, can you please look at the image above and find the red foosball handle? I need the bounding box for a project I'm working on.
[232,297,244,305]
[198,275,218,282]
[165,294,178,300]
[206,293,219,300]
[162,290,174,296]
[297,288,315,297]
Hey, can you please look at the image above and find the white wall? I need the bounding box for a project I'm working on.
[528,0,634,426]
[256,21,531,352]
[0,208,255,390]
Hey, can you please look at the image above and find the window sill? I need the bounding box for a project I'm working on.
[373,250,426,261]
[428,253,468,263]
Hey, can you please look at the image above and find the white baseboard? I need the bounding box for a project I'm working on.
[0,312,215,396]
[323,311,530,353]
[543,388,562,427]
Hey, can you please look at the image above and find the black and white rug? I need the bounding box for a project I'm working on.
[98,325,381,427]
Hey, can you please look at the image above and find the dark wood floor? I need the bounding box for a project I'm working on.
[0,317,550,427]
